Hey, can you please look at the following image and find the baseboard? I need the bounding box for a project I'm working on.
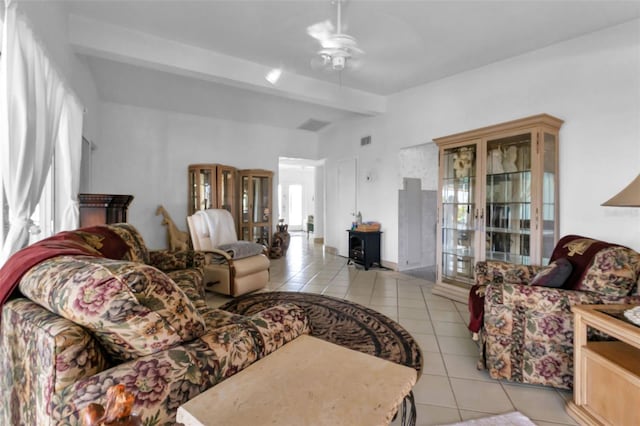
[431,281,470,303]
[324,245,338,255]
[565,401,599,426]
[381,260,397,271]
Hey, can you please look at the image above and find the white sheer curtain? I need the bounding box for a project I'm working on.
[0,1,83,263]
[56,92,84,231]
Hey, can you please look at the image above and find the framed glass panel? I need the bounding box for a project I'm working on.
[485,133,533,265]
[542,132,557,263]
[199,169,212,211]
[252,176,270,223]
[253,226,270,245]
[441,144,477,284]
[189,169,198,214]
[219,169,234,212]
[242,176,249,223]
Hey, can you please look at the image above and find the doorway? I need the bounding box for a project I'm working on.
[278,157,322,236]
[288,184,303,229]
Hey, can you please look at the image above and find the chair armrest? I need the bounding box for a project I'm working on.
[475,260,543,286]
[149,249,206,271]
[485,283,633,314]
[200,248,233,263]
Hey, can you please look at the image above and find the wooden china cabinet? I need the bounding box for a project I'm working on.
[188,164,238,221]
[238,169,273,247]
[433,114,563,303]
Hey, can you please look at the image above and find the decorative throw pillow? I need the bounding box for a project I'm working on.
[19,256,206,361]
[576,246,640,297]
[530,258,573,288]
[549,235,619,290]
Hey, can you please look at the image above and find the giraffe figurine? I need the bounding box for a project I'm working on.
[156,205,190,251]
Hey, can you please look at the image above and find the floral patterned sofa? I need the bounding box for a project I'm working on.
[470,235,640,389]
[0,224,309,425]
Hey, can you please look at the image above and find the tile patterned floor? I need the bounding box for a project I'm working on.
[205,233,578,426]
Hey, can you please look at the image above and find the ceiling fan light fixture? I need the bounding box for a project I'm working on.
[307,0,363,73]
[332,56,346,71]
[265,68,282,85]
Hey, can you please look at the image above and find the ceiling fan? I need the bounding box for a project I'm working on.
[307,0,364,72]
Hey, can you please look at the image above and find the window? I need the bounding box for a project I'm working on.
[28,160,55,245]
[0,156,55,249]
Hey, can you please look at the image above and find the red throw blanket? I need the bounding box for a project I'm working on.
[468,284,485,333]
[0,226,130,309]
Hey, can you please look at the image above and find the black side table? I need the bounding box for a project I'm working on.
[347,230,382,270]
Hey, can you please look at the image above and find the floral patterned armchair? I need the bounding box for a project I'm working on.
[0,224,309,425]
[471,235,640,389]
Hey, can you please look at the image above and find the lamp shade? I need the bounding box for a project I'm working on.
[601,174,640,207]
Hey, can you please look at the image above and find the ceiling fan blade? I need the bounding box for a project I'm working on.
[306,20,334,42]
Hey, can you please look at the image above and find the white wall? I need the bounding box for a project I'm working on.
[93,103,318,248]
[321,18,640,264]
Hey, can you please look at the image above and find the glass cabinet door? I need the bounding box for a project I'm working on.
[540,132,558,264]
[440,143,478,284]
[199,169,213,211]
[238,170,273,246]
[217,166,236,215]
[187,165,215,215]
[252,176,270,224]
[189,169,198,214]
[241,175,249,224]
[484,132,533,265]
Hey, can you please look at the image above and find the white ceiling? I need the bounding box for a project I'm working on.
[58,0,640,131]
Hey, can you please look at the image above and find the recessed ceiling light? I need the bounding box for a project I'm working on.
[265,68,282,85]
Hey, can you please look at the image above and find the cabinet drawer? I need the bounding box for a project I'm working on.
[583,342,640,426]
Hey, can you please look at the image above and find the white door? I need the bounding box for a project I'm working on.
[337,158,357,257]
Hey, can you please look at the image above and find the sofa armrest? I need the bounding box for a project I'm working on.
[52,304,310,425]
[1,299,109,426]
[248,303,310,356]
[149,249,206,271]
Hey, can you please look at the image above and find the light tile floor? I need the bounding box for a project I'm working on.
[205,233,578,426]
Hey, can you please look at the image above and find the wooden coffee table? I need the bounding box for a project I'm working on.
[177,335,417,426]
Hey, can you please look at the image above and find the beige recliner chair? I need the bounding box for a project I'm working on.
[187,209,270,296]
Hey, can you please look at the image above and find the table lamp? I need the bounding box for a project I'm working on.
[601,173,640,207]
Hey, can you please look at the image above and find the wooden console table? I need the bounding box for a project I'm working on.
[567,304,640,426]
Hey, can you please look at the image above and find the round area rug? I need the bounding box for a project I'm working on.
[220,291,423,376]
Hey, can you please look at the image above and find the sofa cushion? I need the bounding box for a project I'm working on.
[19,255,206,361]
[530,258,573,288]
[576,246,640,297]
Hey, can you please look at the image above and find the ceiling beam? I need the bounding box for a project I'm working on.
[68,14,386,116]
